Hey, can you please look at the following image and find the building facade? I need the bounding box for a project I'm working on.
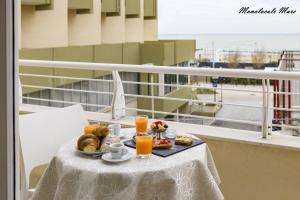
[20,0,196,117]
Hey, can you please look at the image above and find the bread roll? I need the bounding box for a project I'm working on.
[77,134,100,153]
[175,135,193,146]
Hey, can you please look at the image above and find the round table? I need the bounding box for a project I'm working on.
[32,129,224,200]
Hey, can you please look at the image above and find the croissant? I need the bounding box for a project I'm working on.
[77,134,100,153]
[92,125,109,138]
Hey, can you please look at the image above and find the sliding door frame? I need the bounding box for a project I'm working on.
[0,0,19,199]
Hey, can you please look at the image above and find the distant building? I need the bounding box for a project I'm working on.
[274,51,300,124]
[20,0,196,117]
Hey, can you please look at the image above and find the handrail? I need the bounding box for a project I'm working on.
[19,59,300,138]
[19,59,300,80]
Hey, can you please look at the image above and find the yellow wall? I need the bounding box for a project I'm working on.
[68,0,102,46]
[203,138,300,200]
[21,0,68,48]
[101,0,126,44]
[125,0,144,43]
[20,0,159,48]
[144,19,157,41]
[19,48,54,94]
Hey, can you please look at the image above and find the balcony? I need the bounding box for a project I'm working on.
[101,0,121,16]
[144,0,156,19]
[140,40,196,66]
[22,0,50,6]
[125,0,140,17]
[68,0,93,14]
[19,56,300,199]
[141,41,175,66]
[21,0,52,10]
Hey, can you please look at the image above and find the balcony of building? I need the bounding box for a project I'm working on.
[19,52,300,199]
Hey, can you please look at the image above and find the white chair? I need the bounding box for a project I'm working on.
[19,104,89,199]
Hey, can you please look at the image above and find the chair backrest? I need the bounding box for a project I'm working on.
[19,104,89,186]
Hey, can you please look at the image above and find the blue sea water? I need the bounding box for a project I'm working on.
[159,34,300,52]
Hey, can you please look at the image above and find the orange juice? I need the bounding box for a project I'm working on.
[84,124,98,135]
[135,115,148,133]
[136,135,153,156]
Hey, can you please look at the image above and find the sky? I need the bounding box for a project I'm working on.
[158,0,300,34]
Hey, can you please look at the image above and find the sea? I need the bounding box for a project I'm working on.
[159,34,300,52]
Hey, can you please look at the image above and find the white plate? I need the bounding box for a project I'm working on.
[76,148,104,156]
[102,152,133,163]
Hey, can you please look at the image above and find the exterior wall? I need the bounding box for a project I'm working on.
[68,0,102,46]
[94,44,122,77]
[143,0,157,41]
[101,0,126,44]
[21,0,68,48]
[163,42,175,66]
[20,0,158,48]
[24,72,138,112]
[140,42,164,65]
[20,41,196,115]
[19,48,54,94]
[137,85,192,118]
[144,19,157,41]
[19,1,22,49]
[122,43,140,64]
[53,46,94,86]
[175,40,196,63]
[125,0,144,43]
[203,138,300,200]
[140,41,195,66]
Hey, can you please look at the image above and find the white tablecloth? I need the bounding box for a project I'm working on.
[32,129,224,200]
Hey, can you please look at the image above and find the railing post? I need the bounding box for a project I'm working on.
[111,71,126,120]
[142,63,155,119]
[176,64,180,122]
[262,79,271,138]
[150,74,155,119]
[158,73,165,96]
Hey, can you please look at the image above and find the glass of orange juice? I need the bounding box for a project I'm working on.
[135,115,148,134]
[136,134,153,158]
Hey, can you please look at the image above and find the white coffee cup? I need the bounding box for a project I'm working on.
[109,143,127,159]
[108,124,121,136]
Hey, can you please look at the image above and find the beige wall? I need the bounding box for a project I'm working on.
[68,0,102,46]
[101,0,126,44]
[125,0,144,43]
[203,138,300,200]
[144,19,157,41]
[20,0,159,48]
[19,1,22,49]
[21,0,68,48]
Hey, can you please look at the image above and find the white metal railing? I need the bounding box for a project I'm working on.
[19,59,300,138]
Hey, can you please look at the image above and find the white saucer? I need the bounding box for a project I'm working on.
[102,152,133,163]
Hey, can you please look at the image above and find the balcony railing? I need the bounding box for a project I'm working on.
[19,59,300,139]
